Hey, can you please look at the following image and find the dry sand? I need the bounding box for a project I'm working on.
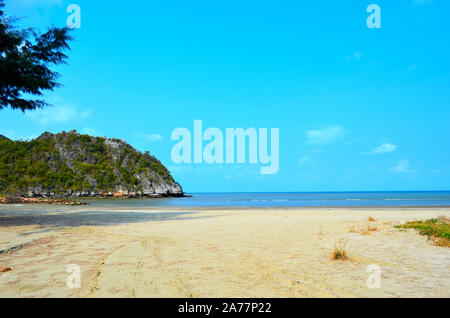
[0,206,449,298]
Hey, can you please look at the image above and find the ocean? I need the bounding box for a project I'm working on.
[83,191,450,208]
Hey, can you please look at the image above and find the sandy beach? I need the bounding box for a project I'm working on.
[0,206,449,298]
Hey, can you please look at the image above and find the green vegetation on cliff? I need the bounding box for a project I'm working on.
[0,131,182,197]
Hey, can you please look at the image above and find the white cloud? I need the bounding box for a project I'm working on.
[147,134,163,142]
[80,127,98,136]
[80,110,92,118]
[372,143,397,154]
[306,126,345,145]
[346,51,362,62]
[0,129,37,141]
[26,104,91,125]
[135,133,163,142]
[391,160,416,174]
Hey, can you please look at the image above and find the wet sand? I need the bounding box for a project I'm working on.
[0,206,449,298]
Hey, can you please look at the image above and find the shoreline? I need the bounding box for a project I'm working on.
[0,197,87,206]
[2,202,450,211]
[0,194,192,206]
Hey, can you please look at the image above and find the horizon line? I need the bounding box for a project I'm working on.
[184,190,450,194]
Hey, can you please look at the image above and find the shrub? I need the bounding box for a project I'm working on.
[395,218,449,247]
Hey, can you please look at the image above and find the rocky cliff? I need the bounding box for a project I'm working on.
[0,130,183,198]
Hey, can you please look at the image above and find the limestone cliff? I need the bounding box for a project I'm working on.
[0,130,183,198]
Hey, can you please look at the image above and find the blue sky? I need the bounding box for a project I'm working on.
[1,0,449,192]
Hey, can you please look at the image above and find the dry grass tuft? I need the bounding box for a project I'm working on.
[434,237,450,248]
[348,226,357,233]
[332,246,348,260]
[332,239,349,260]
[368,216,375,222]
[359,224,378,235]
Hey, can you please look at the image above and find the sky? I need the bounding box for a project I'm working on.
[1,0,449,193]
